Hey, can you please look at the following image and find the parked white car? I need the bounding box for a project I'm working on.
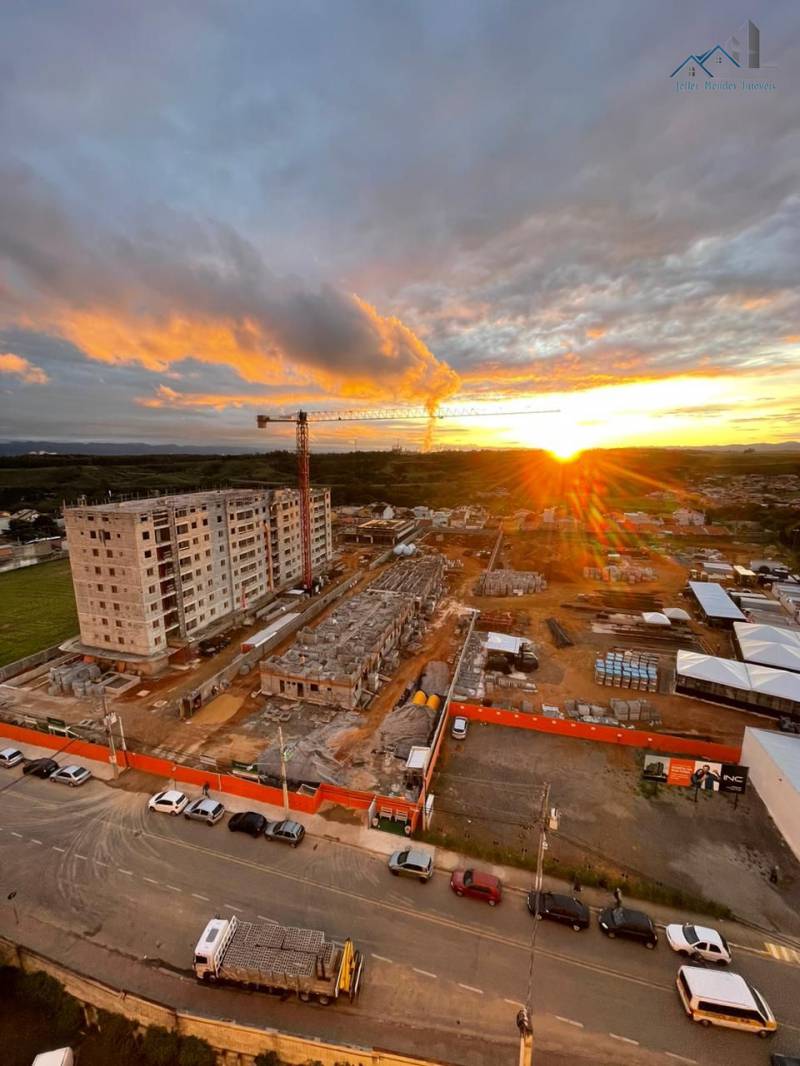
[0,747,24,768]
[451,716,469,740]
[148,789,189,815]
[666,923,731,965]
[50,765,92,788]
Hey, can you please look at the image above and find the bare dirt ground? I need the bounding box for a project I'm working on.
[431,723,800,934]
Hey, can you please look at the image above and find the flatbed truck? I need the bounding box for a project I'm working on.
[193,915,363,1005]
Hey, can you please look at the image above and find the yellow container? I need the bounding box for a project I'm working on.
[412,690,427,705]
[426,693,441,711]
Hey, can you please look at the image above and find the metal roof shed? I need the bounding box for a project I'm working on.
[688,581,746,623]
[741,729,800,860]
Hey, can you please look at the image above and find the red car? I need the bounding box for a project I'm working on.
[450,868,502,906]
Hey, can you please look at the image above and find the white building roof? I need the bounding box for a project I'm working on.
[744,729,800,791]
[484,631,525,655]
[676,650,800,703]
[688,581,746,621]
[642,611,671,626]
[734,622,800,674]
[664,607,691,622]
[676,651,750,688]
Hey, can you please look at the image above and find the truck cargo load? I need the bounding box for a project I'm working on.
[193,915,363,1005]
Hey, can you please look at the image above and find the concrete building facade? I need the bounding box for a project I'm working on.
[64,488,331,663]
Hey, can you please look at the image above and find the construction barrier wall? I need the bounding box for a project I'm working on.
[0,938,449,1066]
[0,721,419,826]
[448,701,742,763]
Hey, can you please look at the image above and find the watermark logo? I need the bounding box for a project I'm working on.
[671,19,776,92]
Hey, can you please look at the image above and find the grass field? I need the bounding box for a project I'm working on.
[0,558,78,667]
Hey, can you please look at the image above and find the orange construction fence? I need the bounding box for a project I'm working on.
[449,701,742,764]
[0,721,419,826]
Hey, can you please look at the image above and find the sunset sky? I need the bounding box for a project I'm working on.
[1,2,799,454]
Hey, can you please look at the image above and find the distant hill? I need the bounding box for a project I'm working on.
[0,440,261,457]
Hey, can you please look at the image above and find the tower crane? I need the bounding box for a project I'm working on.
[256,403,558,590]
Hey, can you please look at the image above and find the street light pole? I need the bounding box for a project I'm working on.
[278,725,290,814]
[518,781,551,1066]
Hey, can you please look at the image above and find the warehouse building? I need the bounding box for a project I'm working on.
[734,622,800,674]
[741,729,800,861]
[676,650,800,720]
[687,580,745,627]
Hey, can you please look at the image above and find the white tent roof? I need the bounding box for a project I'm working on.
[676,650,800,702]
[734,622,800,673]
[676,651,750,688]
[735,621,800,647]
[642,611,671,626]
[664,607,691,622]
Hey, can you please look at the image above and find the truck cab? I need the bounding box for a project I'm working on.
[193,916,236,980]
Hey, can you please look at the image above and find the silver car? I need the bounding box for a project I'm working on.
[0,747,24,769]
[388,848,434,882]
[184,798,225,825]
[451,716,469,740]
[50,765,92,787]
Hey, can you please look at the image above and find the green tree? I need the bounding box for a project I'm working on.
[178,1035,216,1066]
[141,1025,181,1066]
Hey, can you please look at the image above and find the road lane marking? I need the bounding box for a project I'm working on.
[224,903,242,912]
[118,869,133,876]
[30,839,42,845]
[665,1054,697,1064]
[609,1034,639,1046]
[372,954,394,964]
[1,789,761,999]
[10,831,22,838]
[257,915,279,923]
[413,967,437,979]
[52,846,65,852]
[94,860,108,867]
[555,1016,583,1028]
[192,893,210,901]
[765,941,800,965]
[75,854,87,860]
[458,983,483,994]
[143,877,159,885]
[505,998,524,1008]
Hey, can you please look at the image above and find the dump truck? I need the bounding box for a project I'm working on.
[193,915,363,1005]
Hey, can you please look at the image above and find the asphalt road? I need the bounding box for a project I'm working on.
[1,770,799,1066]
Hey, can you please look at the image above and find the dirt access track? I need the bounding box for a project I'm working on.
[431,722,800,935]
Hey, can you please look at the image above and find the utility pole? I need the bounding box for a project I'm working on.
[518,782,551,1066]
[100,689,119,779]
[278,725,290,814]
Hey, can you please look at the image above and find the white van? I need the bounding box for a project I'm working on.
[676,965,777,1038]
[32,1050,74,1066]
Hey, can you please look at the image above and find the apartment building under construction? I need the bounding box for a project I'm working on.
[63,488,331,667]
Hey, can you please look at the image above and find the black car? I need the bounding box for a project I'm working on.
[22,757,59,779]
[228,811,267,837]
[598,905,658,948]
[263,819,305,847]
[528,891,590,931]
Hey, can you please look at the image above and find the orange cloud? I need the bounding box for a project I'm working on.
[0,352,49,384]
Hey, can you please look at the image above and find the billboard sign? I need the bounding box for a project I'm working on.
[643,755,748,794]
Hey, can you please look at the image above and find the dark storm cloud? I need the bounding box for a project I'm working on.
[0,0,798,442]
